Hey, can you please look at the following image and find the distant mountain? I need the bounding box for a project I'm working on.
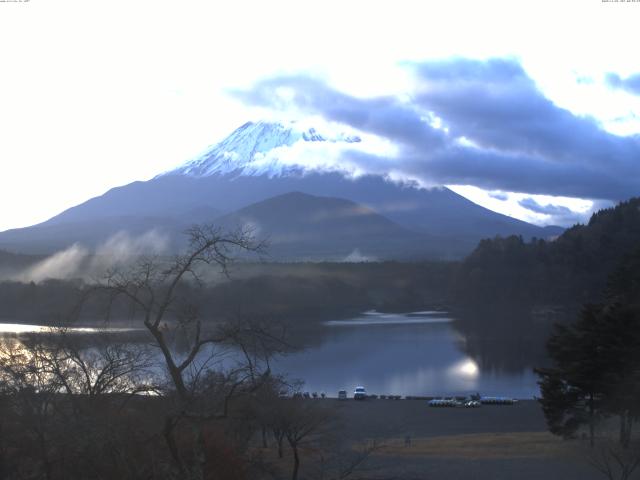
[0,121,562,258]
[215,192,461,260]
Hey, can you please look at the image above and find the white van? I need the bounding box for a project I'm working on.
[354,386,367,400]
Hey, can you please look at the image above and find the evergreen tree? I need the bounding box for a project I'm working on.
[536,248,640,447]
[536,304,610,445]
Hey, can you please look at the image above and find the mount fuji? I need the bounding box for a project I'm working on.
[0,121,562,259]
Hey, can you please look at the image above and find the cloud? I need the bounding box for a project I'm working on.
[342,248,376,263]
[518,197,574,216]
[230,75,446,152]
[410,58,636,168]
[89,230,169,272]
[488,191,509,201]
[518,197,591,226]
[576,75,595,85]
[13,230,169,283]
[605,72,640,96]
[232,58,640,203]
[17,243,89,283]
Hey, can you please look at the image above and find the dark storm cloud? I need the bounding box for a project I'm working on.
[232,59,640,202]
[410,58,639,170]
[344,146,635,200]
[231,75,445,151]
[606,72,640,96]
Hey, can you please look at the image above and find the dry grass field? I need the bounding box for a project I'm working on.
[297,400,609,479]
[378,431,575,460]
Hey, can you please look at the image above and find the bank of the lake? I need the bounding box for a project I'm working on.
[323,399,601,480]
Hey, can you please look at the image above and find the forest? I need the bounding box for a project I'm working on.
[452,198,640,310]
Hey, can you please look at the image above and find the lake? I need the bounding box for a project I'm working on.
[0,311,541,399]
[272,311,540,399]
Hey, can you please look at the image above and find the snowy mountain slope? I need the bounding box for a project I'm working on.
[165,120,361,178]
[0,120,563,258]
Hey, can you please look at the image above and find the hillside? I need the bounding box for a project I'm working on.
[0,250,41,275]
[452,197,640,308]
[215,192,462,260]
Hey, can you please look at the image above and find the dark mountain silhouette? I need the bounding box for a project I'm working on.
[215,192,463,260]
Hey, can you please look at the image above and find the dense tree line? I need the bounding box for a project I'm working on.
[0,261,454,326]
[452,198,640,309]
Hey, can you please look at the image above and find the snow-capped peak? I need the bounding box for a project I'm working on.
[163,120,362,178]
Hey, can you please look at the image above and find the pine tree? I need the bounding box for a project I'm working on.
[536,248,640,447]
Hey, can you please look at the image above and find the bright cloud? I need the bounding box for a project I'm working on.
[0,1,639,230]
[232,58,640,225]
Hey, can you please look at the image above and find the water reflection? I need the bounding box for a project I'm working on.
[451,306,560,374]
[324,311,452,327]
[454,359,479,377]
[0,327,159,398]
[0,311,547,399]
[0,323,142,334]
[272,312,540,398]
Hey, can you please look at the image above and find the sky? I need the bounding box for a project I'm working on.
[0,0,639,231]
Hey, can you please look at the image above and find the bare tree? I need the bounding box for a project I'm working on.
[586,439,640,480]
[0,338,61,480]
[270,397,334,480]
[0,329,157,480]
[95,224,283,478]
[32,329,156,401]
[0,225,291,479]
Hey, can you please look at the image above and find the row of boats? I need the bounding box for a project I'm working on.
[428,396,518,407]
[335,387,520,405]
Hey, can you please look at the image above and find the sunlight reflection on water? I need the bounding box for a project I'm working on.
[0,323,142,334]
[0,312,539,398]
[274,311,539,398]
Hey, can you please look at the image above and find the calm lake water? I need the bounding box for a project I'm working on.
[0,323,141,334]
[272,311,540,399]
[0,311,540,398]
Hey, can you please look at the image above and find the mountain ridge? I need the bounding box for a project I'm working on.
[0,120,563,258]
[214,191,454,260]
